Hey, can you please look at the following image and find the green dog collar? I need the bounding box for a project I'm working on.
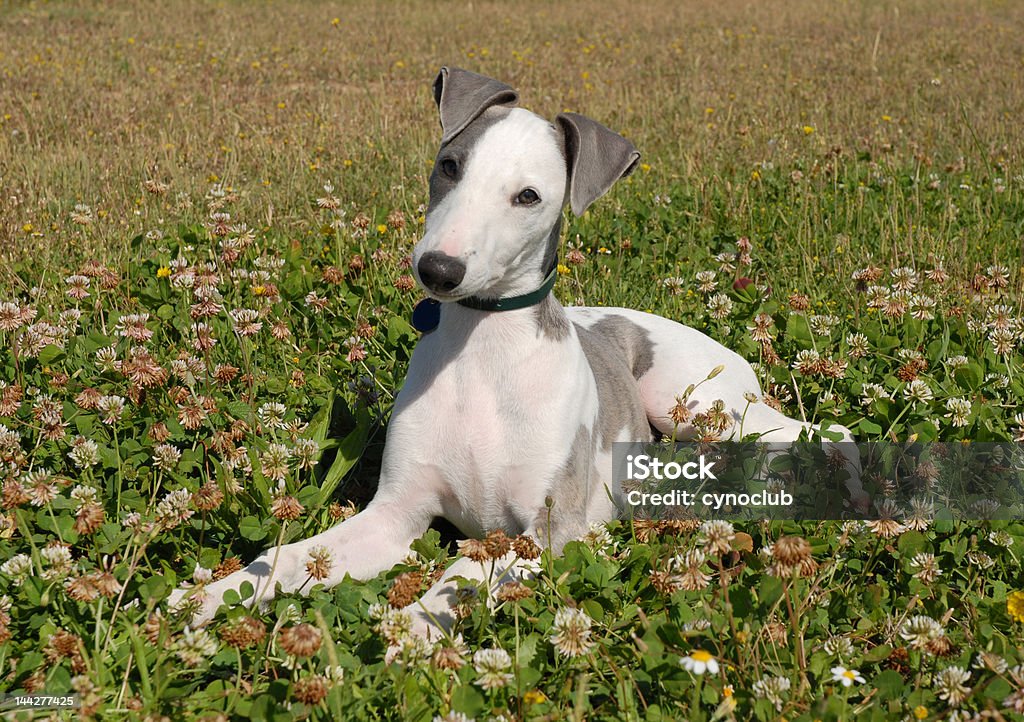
[457,267,559,312]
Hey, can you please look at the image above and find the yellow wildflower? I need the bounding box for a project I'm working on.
[1008,590,1024,623]
[523,689,547,704]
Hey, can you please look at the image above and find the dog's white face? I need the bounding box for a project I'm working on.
[413,107,566,301]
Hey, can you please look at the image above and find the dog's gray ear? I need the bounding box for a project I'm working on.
[433,67,519,145]
[556,112,640,216]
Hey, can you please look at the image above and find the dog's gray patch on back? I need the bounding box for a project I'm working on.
[428,106,512,212]
[532,423,593,551]
[586,316,655,380]
[574,321,651,451]
[534,294,571,341]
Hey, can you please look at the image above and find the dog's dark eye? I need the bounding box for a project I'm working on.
[515,188,540,206]
[439,158,458,179]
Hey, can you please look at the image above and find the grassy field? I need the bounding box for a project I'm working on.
[1,0,1024,720]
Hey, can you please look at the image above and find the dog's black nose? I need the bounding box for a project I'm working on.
[417,251,466,293]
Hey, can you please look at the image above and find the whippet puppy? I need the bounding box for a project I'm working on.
[172,67,855,635]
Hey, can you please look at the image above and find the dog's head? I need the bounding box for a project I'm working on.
[413,67,639,302]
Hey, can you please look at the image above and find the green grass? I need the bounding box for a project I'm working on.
[0,0,1023,719]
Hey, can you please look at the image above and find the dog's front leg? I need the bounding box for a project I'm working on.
[172,498,431,625]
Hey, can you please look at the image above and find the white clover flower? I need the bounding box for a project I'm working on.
[293,438,320,470]
[988,529,1013,548]
[69,437,100,469]
[903,379,933,405]
[662,276,685,294]
[933,666,971,707]
[973,651,1008,674]
[823,636,856,659]
[752,675,791,711]
[152,443,182,472]
[860,382,891,407]
[369,603,413,646]
[707,293,734,320]
[94,346,119,372]
[967,550,995,569]
[809,314,839,336]
[257,402,288,430]
[59,308,82,327]
[698,520,735,555]
[154,488,194,530]
[890,266,918,291]
[473,647,513,690]
[944,397,972,427]
[792,348,821,374]
[384,635,432,667]
[97,395,126,425]
[910,552,942,583]
[40,545,73,580]
[946,355,969,370]
[229,308,263,336]
[909,293,936,320]
[261,443,291,482]
[175,626,219,666]
[900,615,942,649]
[579,522,614,554]
[846,332,870,357]
[69,485,98,508]
[550,607,595,658]
[695,270,717,293]
[0,554,33,585]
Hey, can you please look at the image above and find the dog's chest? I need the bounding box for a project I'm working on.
[391,323,599,534]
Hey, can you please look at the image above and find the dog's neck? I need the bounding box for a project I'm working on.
[436,292,570,349]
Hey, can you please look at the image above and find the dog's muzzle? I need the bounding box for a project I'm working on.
[417,251,467,294]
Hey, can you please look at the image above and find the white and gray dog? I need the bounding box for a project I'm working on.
[173,67,855,635]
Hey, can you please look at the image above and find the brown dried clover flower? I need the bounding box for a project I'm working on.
[214,557,244,580]
[65,574,100,603]
[44,629,87,673]
[484,529,512,558]
[192,481,224,512]
[292,675,329,705]
[144,611,167,645]
[74,502,106,535]
[387,571,425,609]
[511,534,542,560]
[271,495,304,521]
[495,581,533,603]
[1,479,30,509]
[433,644,466,670]
[219,616,267,649]
[649,570,682,596]
[279,623,322,658]
[457,538,490,563]
[772,536,813,566]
